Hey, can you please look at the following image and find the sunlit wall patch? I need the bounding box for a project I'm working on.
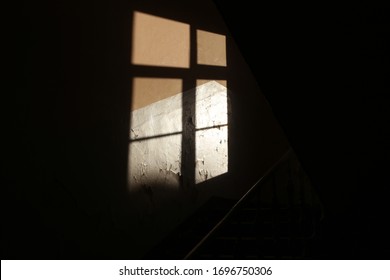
[131,77,183,111]
[195,81,228,183]
[197,30,227,67]
[132,11,190,68]
[128,81,229,190]
[128,89,183,190]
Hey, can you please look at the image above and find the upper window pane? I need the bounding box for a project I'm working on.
[197,30,227,67]
[132,12,190,68]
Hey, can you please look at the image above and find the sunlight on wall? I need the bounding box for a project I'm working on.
[197,79,227,87]
[132,77,183,111]
[195,81,228,183]
[197,30,227,66]
[129,12,228,190]
[129,89,183,189]
[132,11,190,68]
[128,81,229,189]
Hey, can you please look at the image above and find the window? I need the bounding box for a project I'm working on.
[128,11,229,190]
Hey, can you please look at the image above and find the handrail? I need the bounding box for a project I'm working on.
[183,148,292,260]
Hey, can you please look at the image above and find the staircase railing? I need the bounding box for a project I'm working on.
[184,148,293,259]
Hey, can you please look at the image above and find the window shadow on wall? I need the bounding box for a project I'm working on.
[121,0,238,259]
[128,7,230,192]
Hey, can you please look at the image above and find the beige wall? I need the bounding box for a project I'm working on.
[9,0,289,259]
[124,0,290,258]
[132,77,182,110]
[130,10,228,111]
[132,11,190,69]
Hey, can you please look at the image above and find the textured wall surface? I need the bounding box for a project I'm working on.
[6,0,290,259]
[123,0,290,257]
[129,81,229,189]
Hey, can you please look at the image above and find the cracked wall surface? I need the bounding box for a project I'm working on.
[128,81,229,189]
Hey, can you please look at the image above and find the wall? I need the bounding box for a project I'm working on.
[212,2,390,258]
[123,0,290,257]
[129,81,229,188]
[4,0,289,259]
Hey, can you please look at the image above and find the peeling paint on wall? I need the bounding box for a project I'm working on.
[128,81,229,190]
[195,82,229,183]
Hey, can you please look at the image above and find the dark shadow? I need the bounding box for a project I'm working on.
[212,0,390,259]
[5,0,134,259]
[129,124,228,143]
[180,26,197,188]
[5,0,291,260]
